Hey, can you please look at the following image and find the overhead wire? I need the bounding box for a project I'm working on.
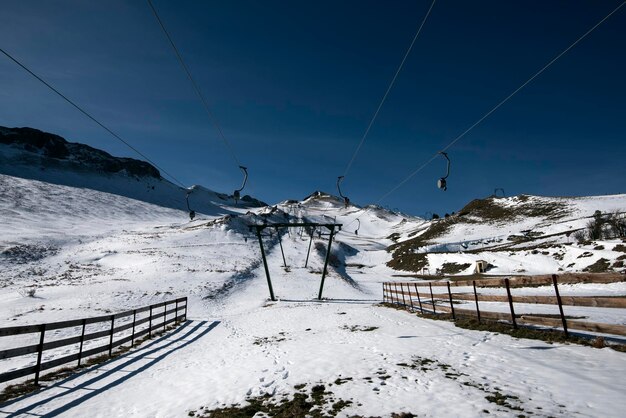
[146,0,242,168]
[341,0,437,179]
[341,0,626,229]
[322,0,436,218]
[0,46,187,188]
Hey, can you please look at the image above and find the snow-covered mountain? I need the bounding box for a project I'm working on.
[0,126,266,217]
[1,152,625,416]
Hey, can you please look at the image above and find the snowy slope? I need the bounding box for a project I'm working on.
[389,194,626,275]
[1,175,625,417]
[0,126,265,217]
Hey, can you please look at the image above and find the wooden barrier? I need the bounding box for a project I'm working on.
[0,297,187,385]
[383,275,626,338]
[392,273,626,288]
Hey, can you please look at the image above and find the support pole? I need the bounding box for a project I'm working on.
[504,278,517,329]
[256,227,276,301]
[304,228,314,268]
[317,226,335,299]
[552,274,569,337]
[277,227,288,268]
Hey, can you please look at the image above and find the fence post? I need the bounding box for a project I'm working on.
[472,280,481,324]
[394,283,400,305]
[175,300,180,323]
[78,318,87,366]
[504,278,517,329]
[408,283,415,311]
[429,282,436,314]
[184,298,188,321]
[447,282,456,320]
[163,302,167,332]
[149,306,153,338]
[552,274,569,337]
[131,309,137,346]
[413,283,423,314]
[34,324,46,385]
[388,283,394,305]
[108,315,115,357]
[400,283,407,307]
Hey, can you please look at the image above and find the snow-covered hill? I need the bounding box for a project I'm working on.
[389,194,626,276]
[1,148,625,416]
[0,126,265,217]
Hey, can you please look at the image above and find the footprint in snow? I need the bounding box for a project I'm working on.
[262,380,275,388]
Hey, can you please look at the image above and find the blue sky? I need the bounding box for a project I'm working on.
[1,0,624,216]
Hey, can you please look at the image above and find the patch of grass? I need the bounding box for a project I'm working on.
[613,244,626,253]
[341,325,378,332]
[583,258,611,273]
[440,262,472,275]
[485,391,523,410]
[387,232,401,242]
[333,377,353,385]
[253,334,287,345]
[197,384,354,418]
[0,382,41,404]
[457,195,569,221]
[397,354,527,414]
[386,252,429,273]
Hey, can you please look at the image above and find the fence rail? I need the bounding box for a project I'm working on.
[383,275,626,338]
[0,297,187,385]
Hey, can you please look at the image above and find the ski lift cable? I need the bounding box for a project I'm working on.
[323,0,437,218]
[341,1,625,229]
[341,0,437,181]
[0,47,187,189]
[147,0,242,169]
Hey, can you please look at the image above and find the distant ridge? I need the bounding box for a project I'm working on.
[0,126,160,178]
[0,126,266,213]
